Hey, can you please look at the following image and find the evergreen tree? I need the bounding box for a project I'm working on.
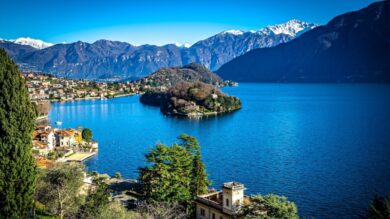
[0,49,37,218]
[78,178,110,219]
[82,128,93,143]
[139,134,211,215]
[139,143,193,203]
[177,133,199,156]
[191,151,210,196]
[178,134,210,196]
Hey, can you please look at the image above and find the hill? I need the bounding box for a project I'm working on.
[140,82,241,117]
[138,63,225,88]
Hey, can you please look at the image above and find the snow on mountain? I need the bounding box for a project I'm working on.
[12,37,53,49]
[259,19,319,37]
[220,20,319,37]
[221,30,244,35]
[174,42,192,48]
[0,19,319,79]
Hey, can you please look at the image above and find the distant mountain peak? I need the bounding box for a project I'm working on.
[259,19,319,37]
[221,30,245,35]
[174,42,192,48]
[11,37,53,49]
[219,20,318,37]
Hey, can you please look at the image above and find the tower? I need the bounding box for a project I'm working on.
[222,182,245,214]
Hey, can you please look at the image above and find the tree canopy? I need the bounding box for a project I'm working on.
[0,48,37,218]
[138,134,210,209]
[241,194,298,219]
[35,163,85,219]
[77,178,110,219]
[82,128,93,143]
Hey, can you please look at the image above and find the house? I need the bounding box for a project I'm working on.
[55,129,75,147]
[195,182,249,219]
[32,126,56,155]
[36,131,55,151]
[32,140,50,155]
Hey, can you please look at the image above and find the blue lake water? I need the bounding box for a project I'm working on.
[49,84,390,218]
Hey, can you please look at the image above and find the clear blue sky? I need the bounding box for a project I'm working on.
[0,0,379,45]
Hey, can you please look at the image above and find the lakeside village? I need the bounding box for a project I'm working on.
[26,72,276,219]
[24,71,141,102]
[32,125,272,218]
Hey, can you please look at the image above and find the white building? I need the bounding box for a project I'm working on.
[55,130,75,147]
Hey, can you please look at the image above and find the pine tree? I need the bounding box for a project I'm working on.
[0,49,37,218]
[192,151,210,196]
[139,143,193,203]
[178,134,210,196]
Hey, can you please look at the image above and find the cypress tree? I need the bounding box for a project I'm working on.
[192,151,210,196]
[178,134,210,196]
[0,49,37,218]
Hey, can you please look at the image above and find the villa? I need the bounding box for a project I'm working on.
[55,129,75,147]
[195,182,250,219]
[32,125,56,155]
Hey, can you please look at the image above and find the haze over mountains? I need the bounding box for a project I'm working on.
[217,1,390,83]
[0,20,317,80]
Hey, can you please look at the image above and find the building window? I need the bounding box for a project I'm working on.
[200,208,205,216]
[212,213,215,219]
[226,199,229,207]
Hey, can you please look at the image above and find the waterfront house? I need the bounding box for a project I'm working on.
[32,140,50,156]
[195,182,249,219]
[55,129,75,147]
[33,126,56,155]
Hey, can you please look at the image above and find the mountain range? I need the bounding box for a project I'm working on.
[217,1,390,83]
[0,20,317,80]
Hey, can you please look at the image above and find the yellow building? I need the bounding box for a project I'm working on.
[195,182,249,219]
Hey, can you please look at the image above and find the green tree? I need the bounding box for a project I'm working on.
[0,49,37,218]
[241,194,298,219]
[82,128,93,143]
[139,143,193,204]
[177,134,210,196]
[139,134,210,215]
[97,202,143,219]
[191,151,210,196]
[78,178,110,219]
[113,172,122,179]
[35,163,84,219]
[364,195,390,219]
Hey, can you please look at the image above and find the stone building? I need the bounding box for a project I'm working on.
[195,182,249,219]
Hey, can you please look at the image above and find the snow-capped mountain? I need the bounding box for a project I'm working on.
[174,42,192,48]
[217,1,390,83]
[0,19,319,79]
[221,19,319,37]
[12,37,53,49]
[183,19,319,70]
[221,30,245,35]
[259,19,319,36]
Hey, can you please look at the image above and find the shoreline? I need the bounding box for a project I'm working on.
[62,151,98,162]
[47,93,137,103]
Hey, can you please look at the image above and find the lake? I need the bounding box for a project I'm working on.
[49,84,390,218]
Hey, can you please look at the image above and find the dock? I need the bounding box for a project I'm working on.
[64,152,97,162]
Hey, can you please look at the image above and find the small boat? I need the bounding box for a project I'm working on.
[55,121,62,126]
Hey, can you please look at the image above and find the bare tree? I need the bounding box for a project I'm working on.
[35,101,51,116]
